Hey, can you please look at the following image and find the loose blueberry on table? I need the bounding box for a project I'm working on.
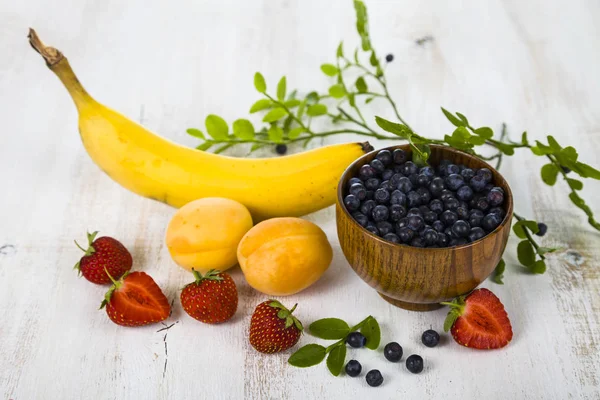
[406,354,424,374]
[383,342,403,362]
[366,369,384,387]
[345,360,362,377]
[421,329,440,348]
[343,148,507,248]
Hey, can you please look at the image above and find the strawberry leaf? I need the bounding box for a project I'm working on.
[288,344,326,368]
[309,318,350,340]
[360,316,380,350]
[326,344,346,376]
[443,309,460,332]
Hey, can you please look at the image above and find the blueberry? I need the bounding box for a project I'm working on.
[366,369,383,387]
[373,222,392,236]
[344,194,360,211]
[410,237,425,247]
[407,207,422,217]
[348,177,362,188]
[372,205,389,222]
[396,218,408,229]
[432,220,445,233]
[379,180,392,192]
[446,174,465,191]
[365,178,381,191]
[389,173,404,189]
[346,332,367,348]
[397,177,413,193]
[349,183,367,200]
[423,211,437,224]
[382,169,394,181]
[446,164,460,176]
[419,166,435,178]
[384,233,400,243]
[423,229,438,245]
[440,210,458,226]
[456,206,469,220]
[366,224,380,236]
[437,232,449,247]
[416,187,432,204]
[484,183,494,192]
[393,164,403,173]
[375,188,390,204]
[470,174,487,192]
[489,207,506,219]
[429,199,444,214]
[482,213,502,231]
[468,227,486,242]
[477,168,493,183]
[393,149,407,164]
[384,342,403,362]
[461,168,475,180]
[468,210,484,227]
[429,177,445,197]
[345,360,362,377]
[359,164,377,180]
[419,205,430,213]
[536,222,548,237]
[487,188,504,207]
[365,190,375,200]
[421,330,440,347]
[408,173,419,186]
[275,144,287,154]
[376,149,393,166]
[406,355,424,374]
[352,212,369,227]
[360,199,377,216]
[389,204,407,222]
[397,226,414,242]
[449,238,468,246]
[457,185,474,202]
[406,191,421,208]
[562,166,572,174]
[444,197,460,211]
[385,53,394,62]
[440,190,455,202]
[451,220,470,237]
[407,215,425,231]
[402,161,418,175]
[390,190,407,206]
[370,159,386,174]
[475,197,490,211]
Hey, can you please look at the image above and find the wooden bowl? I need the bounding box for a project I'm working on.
[336,144,513,311]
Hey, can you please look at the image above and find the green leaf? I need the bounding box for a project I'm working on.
[456,112,470,126]
[336,41,344,58]
[559,146,578,162]
[355,76,367,93]
[196,142,213,151]
[512,220,540,238]
[533,141,554,155]
[468,135,486,145]
[205,114,229,140]
[328,84,346,99]
[354,48,359,64]
[276,76,287,101]
[453,126,471,140]
[491,259,505,284]
[287,89,298,100]
[517,240,536,267]
[547,135,561,151]
[282,115,293,132]
[321,64,339,77]
[232,119,254,140]
[348,93,356,107]
[250,143,264,152]
[254,72,266,93]
[307,104,328,116]
[443,304,463,332]
[288,344,327,368]
[360,316,381,350]
[521,132,529,145]
[297,100,306,119]
[326,344,346,377]
[365,97,375,104]
[186,128,205,139]
[353,0,371,51]
[529,260,547,274]
[567,192,600,230]
[576,162,600,179]
[375,116,412,138]
[495,142,515,155]
[308,318,350,340]
[263,108,288,123]
[412,144,431,166]
[541,163,560,186]
[249,99,272,113]
[474,127,493,139]
[268,125,283,143]
[567,178,583,190]
[305,91,320,105]
[284,99,301,108]
[289,127,305,139]
[538,247,559,255]
[369,51,378,67]
[441,107,465,127]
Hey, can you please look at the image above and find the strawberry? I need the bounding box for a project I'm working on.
[249,300,303,354]
[180,269,238,324]
[443,288,513,350]
[74,231,132,284]
[100,271,170,327]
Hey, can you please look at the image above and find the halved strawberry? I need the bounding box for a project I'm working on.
[100,271,170,327]
[443,288,513,349]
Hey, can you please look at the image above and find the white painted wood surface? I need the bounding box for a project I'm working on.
[1,0,599,398]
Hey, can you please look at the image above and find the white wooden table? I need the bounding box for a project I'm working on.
[1,0,599,398]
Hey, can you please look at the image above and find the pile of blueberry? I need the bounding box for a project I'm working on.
[344,329,440,387]
[343,148,507,247]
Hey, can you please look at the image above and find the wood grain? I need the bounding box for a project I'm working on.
[1,0,599,399]
[337,145,513,310]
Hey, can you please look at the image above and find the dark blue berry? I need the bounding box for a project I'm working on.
[444,197,460,211]
[384,342,403,362]
[365,178,381,191]
[421,330,440,347]
[360,199,376,216]
[420,166,435,178]
[347,332,367,348]
[457,185,474,202]
[393,164,403,173]
[451,220,470,237]
[397,177,413,193]
[429,177,445,197]
[536,222,548,237]
[446,164,460,176]
[389,204,407,222]
[366,369,383,387]
[432,220,445,233]
[384,233,400,243]
[456,206,469,220]
[423,211,437,224]
[382,169,394,181]
[376,221,394,236]
[344,194,360,211]
[423,229,438,245]
[372,205,389,222]
[407,207,422,217]
[366,224,380,236]
[482,213,502,231]
[487,188,504,206]
[370,159,386,173]
[416,187,432,204]
[475,197,489,211]
[489,207,506,219]
[408,173,419,186]
[365,190,375,200]
[352,212,369,227]
[449,238,468,247]
[359,164,376,180]
[389,173,403,188]
[468,210,483,227]
[385,53,394,62]
[407,215,424,231]
[348,177,362,188]
[376,149,393,166]
[396,218,408,229]
[468,227,486,242]
[406,191,421,208]
[470,174,487,192]
[437,232,449,246]
[477,168,493,183]
[440,210,458,226]
[390,190,407,206]
[397,227,414,243]
[393,149,407,164]
[446,174,465,191]
[345,360,362,377]
[375,188,390,204]
[410,237,425,247]
[440,190,455,202]
[402,161,418,176]
[379,180,392,192]
[349,183,367,200]
[419,205,430,214]
[406,355,424,374]
[461,168,475,180]
[429,199,444,214]
[484,183,494,192]
[275,144,287,154]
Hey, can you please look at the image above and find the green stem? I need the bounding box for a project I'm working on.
[265,93,310,132]
[337,107,379,135]
[513,212,545,260]
[336,59,367,125]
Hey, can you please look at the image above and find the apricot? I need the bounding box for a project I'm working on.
[166,197,253,273]
[237,217,333,296]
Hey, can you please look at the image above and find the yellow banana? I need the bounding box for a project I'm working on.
[29,29,372,221]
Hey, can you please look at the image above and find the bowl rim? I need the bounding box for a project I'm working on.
[337,144,514,251]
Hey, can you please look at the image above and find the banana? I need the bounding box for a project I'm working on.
[28,29,372,221]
